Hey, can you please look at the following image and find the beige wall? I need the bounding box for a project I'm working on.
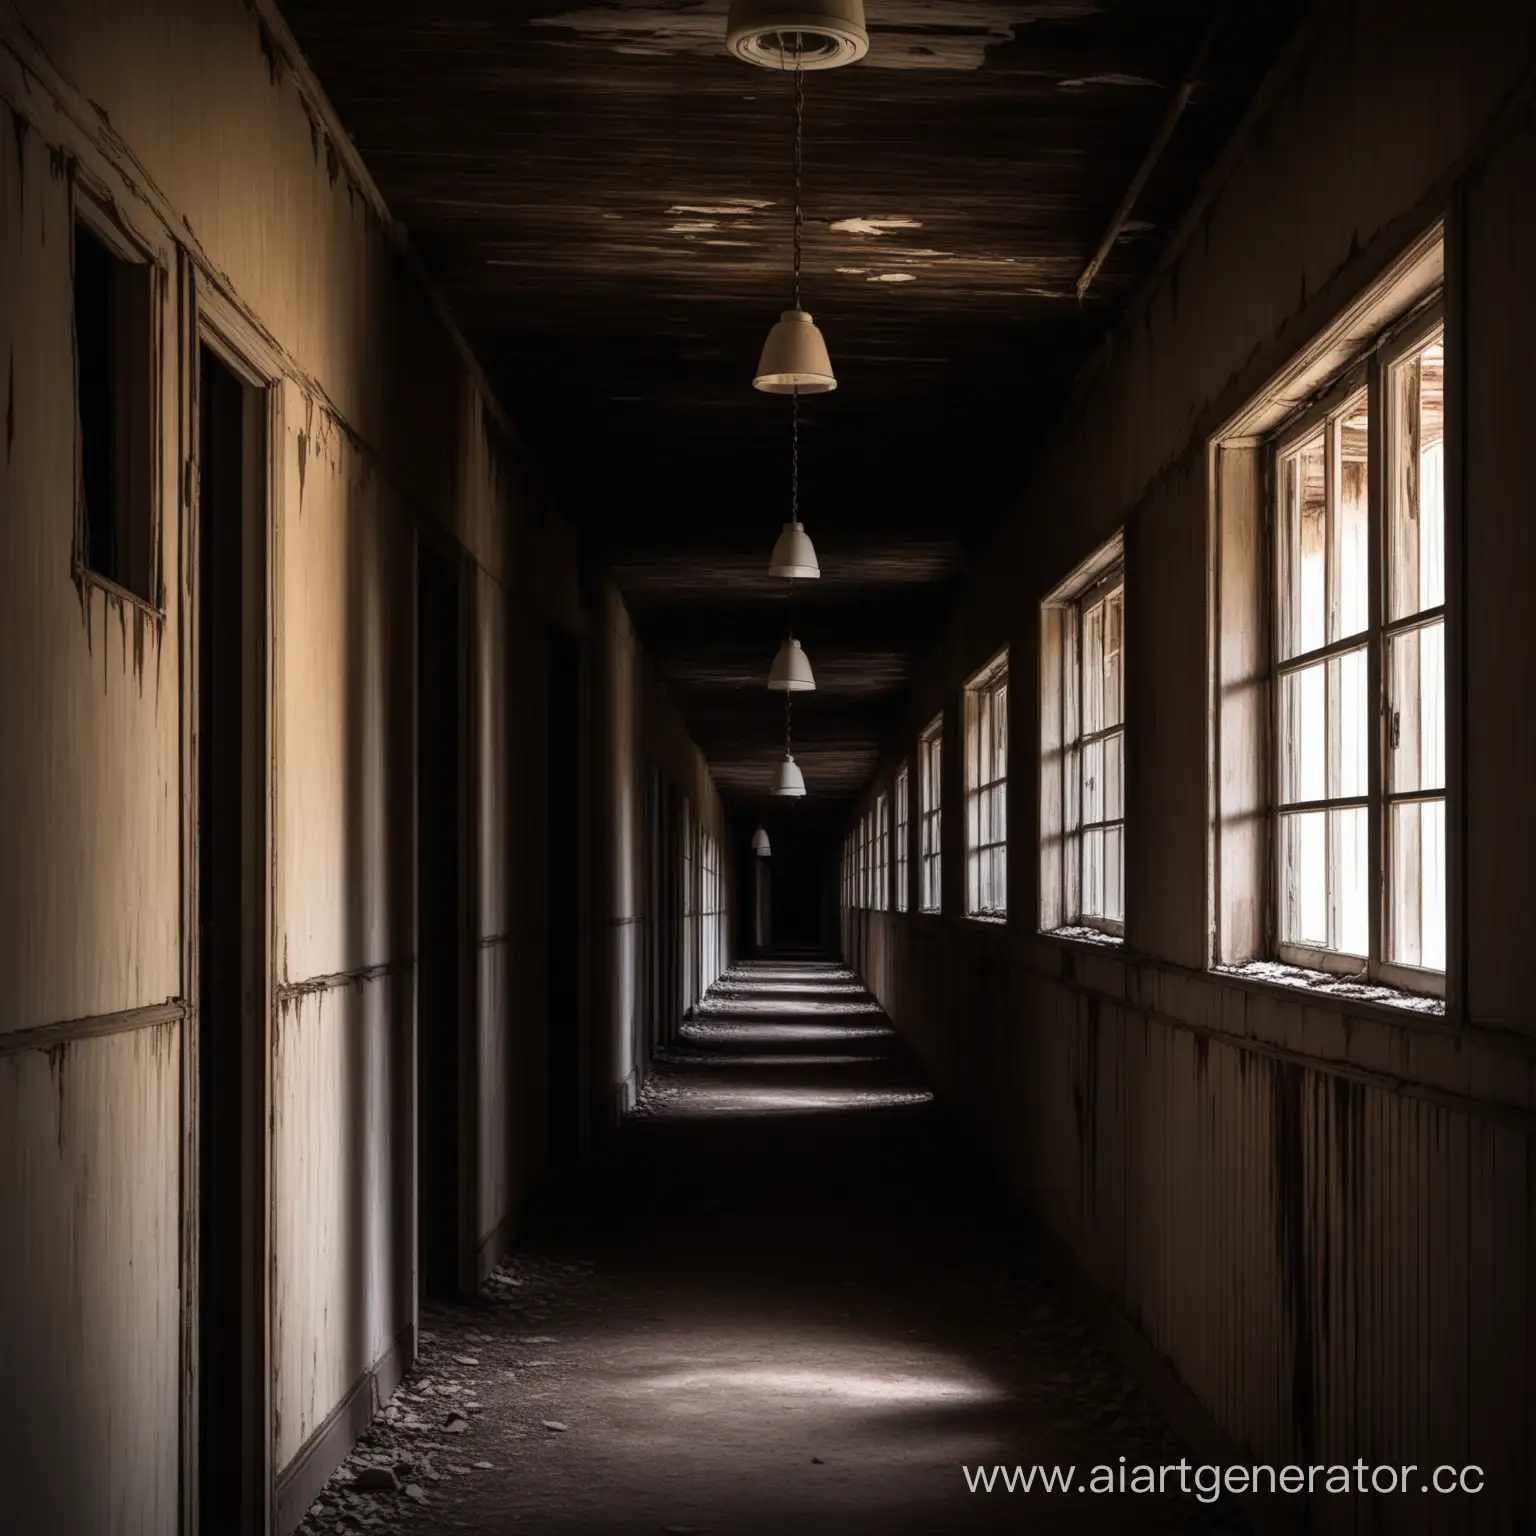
[0,1,727,1530]
[847,4,1536,1530]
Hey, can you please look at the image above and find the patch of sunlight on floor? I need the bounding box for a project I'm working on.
[634,1359,1005,1410]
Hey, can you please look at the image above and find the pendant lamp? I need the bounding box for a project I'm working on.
[752,63,835,394]
[768,389,821,578]
[768,636,815,692]
[726,0,869,71]
[752,826,772,856]
[770,520,820,579]
[772,754,807,797]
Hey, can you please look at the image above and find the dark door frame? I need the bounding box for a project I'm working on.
[184,278,276,1536]
[415,529,477,1297]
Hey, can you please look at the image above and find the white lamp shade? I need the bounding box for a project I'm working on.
[771,754,806,797]
[768,636,816,692]
[754,310,836,394]
[752,827,772,856]
[769,520,820,580]
[726,0,869,70]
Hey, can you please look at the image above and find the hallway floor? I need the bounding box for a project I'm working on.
[300,961,1250,1535]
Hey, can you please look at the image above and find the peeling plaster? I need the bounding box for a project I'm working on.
[830,216,923,236]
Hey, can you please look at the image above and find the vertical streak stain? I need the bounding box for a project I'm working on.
[1271,1058,1316,1460]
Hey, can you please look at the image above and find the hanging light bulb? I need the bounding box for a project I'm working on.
[755,312,835,395]
[769,520,820,578]
[773,689,807,797]
[772,754,806,797]
[768,390,821,578]
[768,636,815,691]
[752,62,836,393]
[726,0,869,72]
[752,826,772,856]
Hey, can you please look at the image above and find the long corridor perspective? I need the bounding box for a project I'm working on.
[299,960,1247,1536]
[4,1,1536,1534]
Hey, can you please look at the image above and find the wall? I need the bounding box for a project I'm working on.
[590,579,735,1123]
[0,1,726,1531]
[846,4,1536,1532]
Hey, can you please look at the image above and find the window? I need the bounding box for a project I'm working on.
[894,762,910,913]
[964,651,1009,918]
[700,830,722,989]
[1041,535,1125,937]
[1272,318,1445,986]
[858,812,869,909]
[918,715,942,912]
[74,214,158,604]
[681,798,696,1002]
[874,792,890,912]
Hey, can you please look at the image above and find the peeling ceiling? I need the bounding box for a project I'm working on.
[281,0,1304,821]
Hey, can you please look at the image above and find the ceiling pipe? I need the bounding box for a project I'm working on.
[1075,3,1231,303]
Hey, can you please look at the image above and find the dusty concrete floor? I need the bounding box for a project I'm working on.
[299,960,1252,1535]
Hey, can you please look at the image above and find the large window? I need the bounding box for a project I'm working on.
[894,762,910,913]
[859,811,870,909]
[1272,316,1445,987]
[874,792,890,911]
[964,651,1009,918]
[918,715,943,912]
[1041,535,1125,937]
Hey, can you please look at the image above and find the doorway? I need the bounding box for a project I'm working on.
[546,627,582,1168]
[416,539,467,1298]
[196,340,269,1532]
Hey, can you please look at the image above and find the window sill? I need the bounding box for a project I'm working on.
[1044,925,1124,949]
[966,912,1008,926]
[1215,960,1445,1017]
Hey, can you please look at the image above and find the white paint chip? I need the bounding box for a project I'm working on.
[869,272,918,283]
[830,217,923,237]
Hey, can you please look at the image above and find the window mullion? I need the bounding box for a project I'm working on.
[1366,354,1386,975]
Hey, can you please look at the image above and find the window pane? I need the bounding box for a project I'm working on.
[1082,827,1104,918]
[1389,797,1446,971]
[1333,397,1370,641]
[1330,805,1368,957]
[1281,433,1327,660]
[1083,602,1104,734]
[1105,823,1123,924]
[1103,591,1123,729]
[994,682,1008,779]
[1280,662,1325,804]
[1280,810,1327,946]
[1083,737,1104,824]
[1390,336,1445,622]
[1104,730,1123,821]
[1387,620,1445,794]
[1329,645,1368,800]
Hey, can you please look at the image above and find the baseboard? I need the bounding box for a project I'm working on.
[273,1321,415,1534]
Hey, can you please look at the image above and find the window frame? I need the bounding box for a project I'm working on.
[71,187,165,613]
[1267,301,1447,999]
[874,791,890,912]
[894,761,910,914]
[918,715,943,913]
[1041,534,1126,940]
[964,649,1009,920]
